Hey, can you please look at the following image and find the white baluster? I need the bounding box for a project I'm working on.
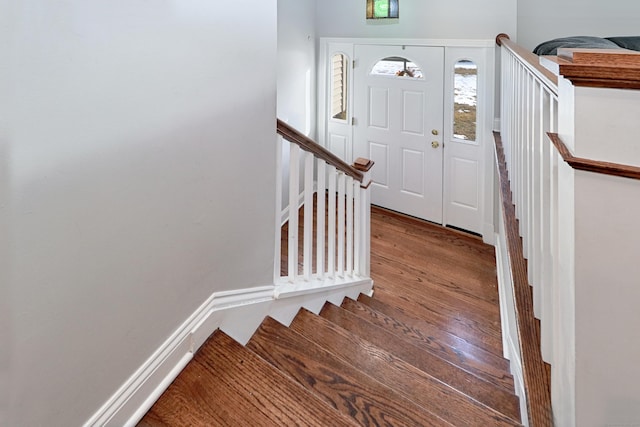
[274,135,283,282]
[303,152,314,281]
[346,177,354,276]
[327,167,336,278]
[288,144,300,281]
[316,161,326,279]
[337,173,346,277]
[354,180,361,276]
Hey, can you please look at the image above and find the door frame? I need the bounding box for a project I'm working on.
[318,38,496,244]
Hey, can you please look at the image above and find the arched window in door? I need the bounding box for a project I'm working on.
[331,53,349,121]
[453,60,477,142]
[370,56,423,79]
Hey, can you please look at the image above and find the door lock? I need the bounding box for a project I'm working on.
[431,129,439,136]
[431,141,440,149]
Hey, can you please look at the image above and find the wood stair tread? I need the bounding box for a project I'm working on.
[247,316,454,427]
[138,330,358,427]
[291,308,522,426]
[367,286,506,357]
[371,252,502,326]
[342,296,516,394]
[357,294,510,371]
[320,302,521,421]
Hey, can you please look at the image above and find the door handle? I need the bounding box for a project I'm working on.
[431,141,440,149]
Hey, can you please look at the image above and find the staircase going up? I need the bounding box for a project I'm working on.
[139,208,522,426]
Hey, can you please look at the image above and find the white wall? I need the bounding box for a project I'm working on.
[277,0,317,212]
[517,0,640,50]
[316,0,516,41]
[0,1,277,425]
[278,0,317,136]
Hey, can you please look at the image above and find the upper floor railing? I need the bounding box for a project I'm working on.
[496,33,640,426]
[495,33,558,427]
[275,119,373,292]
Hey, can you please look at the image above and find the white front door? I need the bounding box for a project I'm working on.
[353,45,444,223]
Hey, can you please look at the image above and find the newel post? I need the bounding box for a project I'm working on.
[549,48,640,427]
[353,158,374,277]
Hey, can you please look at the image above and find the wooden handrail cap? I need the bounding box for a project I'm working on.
[353,157,375,172]
[495,33,510,46]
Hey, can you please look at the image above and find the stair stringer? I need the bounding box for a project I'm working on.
[84,278,373,427]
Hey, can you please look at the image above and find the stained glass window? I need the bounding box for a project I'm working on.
[366,0,399,19]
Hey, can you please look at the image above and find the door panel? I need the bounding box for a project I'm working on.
[329,133,348,161]
[354,45,444,223]
[402,91,425,135]
[450,156,479,209]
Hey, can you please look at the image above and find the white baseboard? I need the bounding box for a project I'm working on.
[84,279,373,427]
[495,231,529,426]
[482,222,496,245]
[507,335,529,427]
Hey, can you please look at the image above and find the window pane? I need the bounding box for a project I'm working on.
[331,54,348,120]
[453,60,477,142]
[370,56,423,79]
[367,0,399,19]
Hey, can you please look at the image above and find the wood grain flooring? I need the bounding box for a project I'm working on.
[139,205,521,426]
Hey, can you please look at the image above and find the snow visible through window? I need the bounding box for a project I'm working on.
[453,60,477,141]
[370,57,423,79]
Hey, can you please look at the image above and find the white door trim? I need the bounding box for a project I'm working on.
[319,38,495,242]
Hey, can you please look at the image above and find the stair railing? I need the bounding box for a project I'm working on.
[495,33,557,427]
[497,33,640,427]
[275,119,373,290]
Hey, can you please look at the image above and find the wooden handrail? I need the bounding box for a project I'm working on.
[547,133,640,180]
[276,119,364,183]
[493,131,553,427]
[496,34,558,93]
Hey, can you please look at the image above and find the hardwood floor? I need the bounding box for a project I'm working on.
[139,206,520,426]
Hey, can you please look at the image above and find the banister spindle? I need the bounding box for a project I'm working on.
[316,161,326,279]
[303,151,314,281]
[287,144,300,281]
[337,173,346,278]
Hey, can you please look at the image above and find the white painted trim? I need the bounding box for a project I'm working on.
[83,279,373,427]
[495,230,529,426]
[508,336,529,427]
[494,118,501,132]
[84,285,274,427]
[320,37,495,48]
[275,276,372,299]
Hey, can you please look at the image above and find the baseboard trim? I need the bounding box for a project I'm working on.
[84,285,274,427]
[507,336,528,426]
[84,279,373,427]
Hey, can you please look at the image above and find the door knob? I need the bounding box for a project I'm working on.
[431,141,440,149]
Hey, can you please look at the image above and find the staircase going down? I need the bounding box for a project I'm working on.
[139,208,522,426]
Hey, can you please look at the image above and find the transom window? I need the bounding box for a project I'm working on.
[370,56,423,79]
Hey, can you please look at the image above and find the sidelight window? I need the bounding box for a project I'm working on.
[331,53,349,121]
[453,60,477,142]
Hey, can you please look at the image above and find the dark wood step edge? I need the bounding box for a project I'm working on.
[493,131,553,427]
